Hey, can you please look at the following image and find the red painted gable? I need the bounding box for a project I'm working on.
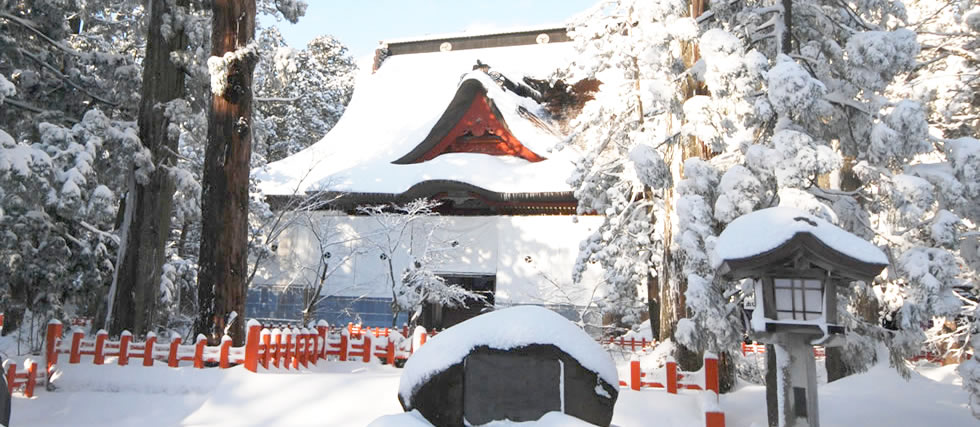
[408,88,545,163]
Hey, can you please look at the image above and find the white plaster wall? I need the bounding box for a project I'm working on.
[253,214,606,306]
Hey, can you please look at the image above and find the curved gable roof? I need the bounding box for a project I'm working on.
[256,43,576,198]
[393,74,554,164]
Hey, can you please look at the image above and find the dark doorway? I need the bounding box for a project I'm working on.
[420,274,495,329]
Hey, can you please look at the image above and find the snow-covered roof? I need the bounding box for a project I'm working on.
[381,24,567,45]
[255,41,576,197]
[398,305,618,406]
[713,207,888,278]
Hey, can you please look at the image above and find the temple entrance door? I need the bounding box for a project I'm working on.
[420,274,495,330]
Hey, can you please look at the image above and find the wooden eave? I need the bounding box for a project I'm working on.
[265,180,581,216]
[718,232,887,283]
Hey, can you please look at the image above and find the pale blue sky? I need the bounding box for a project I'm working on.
[265,1,596,58]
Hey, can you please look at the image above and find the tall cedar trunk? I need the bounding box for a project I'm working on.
[664,0,709,374]
[626,5,660,342]
[108,0,188,337]
[826,156,876,382]
[196,0,256,346]
[767,2,794,423]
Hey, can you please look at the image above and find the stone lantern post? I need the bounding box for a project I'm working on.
[714,207,888,427]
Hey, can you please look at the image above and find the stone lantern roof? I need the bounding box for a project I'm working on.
[714,207,888,282]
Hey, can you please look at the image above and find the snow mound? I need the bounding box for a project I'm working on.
[368,409,595,426]
[713,206,887,267]
[398,306,618,405]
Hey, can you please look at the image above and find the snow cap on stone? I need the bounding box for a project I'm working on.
[398,305,617,405]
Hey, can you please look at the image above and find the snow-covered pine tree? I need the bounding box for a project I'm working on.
[253,27,355,163]
[0,106,148,340]
[900,1,980,140]
[0,1,152,336]
[696,0,978,384]
[562,0,694,337]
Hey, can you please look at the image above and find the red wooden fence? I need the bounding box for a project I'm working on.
[617,354,720,394]
[5,359,37,398]
[44,319,431,378]
[601,337,655,352]
[741,342,825,359]
[615,353,724,427]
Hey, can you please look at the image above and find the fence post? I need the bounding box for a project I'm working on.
[45,320,63,378]
[362,335,372,363]
[272,329,282,368]
[310,329,318,365]
[297,330,307,368]
[338,333,348,362]
[630,358,641,391]
[118,331,132,366]
[386,339,396,365]
[244,320,262,372]
[144,333,157,367]
[316,321,328,361]
[168,336,182,368]
[24,360,37,398]
[94,330,108,365]
[190,334,206,368]
[69,329,84,364]
[220,336,232,369]
[706,411,725,427]
[291,329,300,370]
[704,353,719,395]
[5,364,15,395]
[282,328,293,370]
[261,330,271,369]
[666,358,678,394]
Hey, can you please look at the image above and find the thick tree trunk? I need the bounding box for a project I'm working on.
[826,156,877,382]
[664,0,709,374]
[782,0,793,54]
[108,0,188,337]
[196,0,256,346]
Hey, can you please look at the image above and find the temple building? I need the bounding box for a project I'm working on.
[248,26,605,329]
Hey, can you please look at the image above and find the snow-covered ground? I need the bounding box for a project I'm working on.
[6,348,974,426]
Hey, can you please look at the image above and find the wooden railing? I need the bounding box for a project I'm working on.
[617,354,724,427]
[601,337,655,352]
[4,359,38,398]
[43,320,430,378]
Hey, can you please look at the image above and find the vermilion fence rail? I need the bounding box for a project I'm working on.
[618,354,720,394]
[601,337,655,352]
[741,342,824,359]
[4,359,37,398]
[616,354,724,427]
[43,320,431,378]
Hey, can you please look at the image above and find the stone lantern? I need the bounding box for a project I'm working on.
[714,207,887,427]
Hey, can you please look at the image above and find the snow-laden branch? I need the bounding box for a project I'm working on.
[18,48,118,107]
[0,13,78,56]
[255,95,302,103]
[79,221,121,245]
[1,98,79,124]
